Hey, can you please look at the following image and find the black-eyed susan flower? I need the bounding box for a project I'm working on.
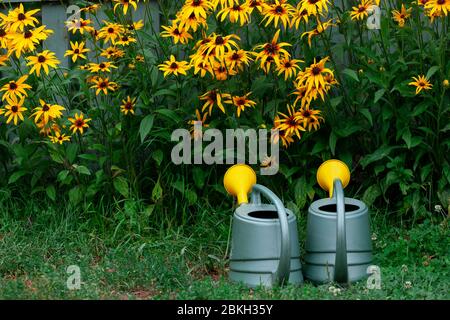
[276,58,302,80]
[217,2,251,26]
[160,24,193,44]
[0,55,8,66]
[120,96,137,115]
[350,0,374,21]
[298,0,330,16]
[116,33,137,46]
[65,41,90,62]
[189,109,209,140]
[0,27,12,48]
[301,19,334,47]
[296,57,334,94]
[192,60,214,78]
[81,4,102,13]
[100,46,125,59]
[203,33,240,59]
[272,116,294,148]
[180,0,214,20]
[211,0,235,10]
[275,104,305,139]
[225,49,253,71]
[290,6,310,29]
[291,83,310,107]
[244,0,266,13]
[409,75,433,94]
[88,61,117,73]
[98,22,124,44]
[224,92,257,117]
[416,0,430,6]
[254,30,291,69]
[158,55,191,77]
[261,0,294,29]
[127,20,144,31]
[31,99,65,124]
[213,61,236,80]
[66,18,95,35]
[11,26,53,58]
[50,132,71,145]
[5,4,40,32]
[425,0,449,16]
[392,4,412,27]
[26,50,60,77]
[69,113,91,134]
[2,94,27,125]
[1,75,32,101]
[90,77,118,95]
[296,106,323,131]
[113,0,138,15]
[176,12,208,32]
[199,89,232,114]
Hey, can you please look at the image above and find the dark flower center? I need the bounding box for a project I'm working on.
[173,28,181,35]
[42,104,50,112]
[11,105,19,113]
[287,117,297,126]
[236,99,246,106]
[265,43,278,55]
[215,36,224,45]
[18,13,26,21]
[108,27,114,33]
[231,52,241,60]
[99,63,106,69]
[122,36,128,41]
[125,102,133,110]
[312,66,321,75]
[0,29,6,37]
[99,81,108,88]
[74,49,80,54]
[38,55,46,63]
[302,110,311,117]
[24,30,33,38]
[437,0,444,4]
[75,120,84,127]
[275,5,284,14]
[9,82,18,90]
[218,66,226,73]
[284,62,292,68]
[358,6,366,12]
[193,0,201,6]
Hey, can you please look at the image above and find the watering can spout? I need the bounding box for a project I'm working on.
[224,164,257,205]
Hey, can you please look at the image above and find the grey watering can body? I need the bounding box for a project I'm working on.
[229,184,303,288]
[304,180,372,284]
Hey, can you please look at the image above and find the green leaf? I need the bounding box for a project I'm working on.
[402,129,412,149]
[152,179,163,202]
[359,108,373,126]
[426,66,439,80]
[362,184,381,207]
[361,145,398,168]
[74,165,91,175]
[69,186,83,205]
[78,153,98,161]
[8,171,27,184]
[155,109,181,123]
[152,149,164,166]
[113,176,129,198]
[330,96,343,109]
[329,131,337,156]
[46,185,56,201]
[139,114,155,143]
[57,170,70,182]
[374,89,385,104]
[185,189,197,205]
[66,143,78,164]
[342,68,359,82]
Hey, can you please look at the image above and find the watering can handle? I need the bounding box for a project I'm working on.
[251,184,291,286]
[333,179,349,283]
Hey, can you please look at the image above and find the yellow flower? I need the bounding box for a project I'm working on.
[350,0,374,21]
[203,33,240,59]
[2,94,27,125]
[100,46,125,59]
[296,106,323,131]
[127,20,144,31]
[158,55,191,77]
[275,104,305,139]
[443,79,449,87]
[0,26,12,48]
[0,54,8,66]
[276,58,303,80]
[301,19,335,47]
[180,0,214,20]
[116,33,137,46]
[50,132,71,145]
[98,22,124,44]
[392,4,412,27]
[244,0,267,13]
[213,61,236,80]
[290,6,310,29]
[408,75,433,94]
[90,77,118,95]
[224,92,257,117]
[217,2,251,26]
[113,0,138,15]
[69,113,91,134]
[10,25,53,58]
[1,75,32,101]
[176,12,208,32]
[88,61,117,73]
[65,41,90,63]
[4,4,40,32]
[192,60,214,78]
[225,49,253,71]
[189,109,209,140]
[160,24,193,44]
[261,0,294,29]
[199,90,232,114]
[26,50,60,77]
[298,0,331,16]
[425,0,450,16]
[296,57,334,99]
[120,96,137,115]
[66,18,95,35]
[31,99,65,124]
[254,30,291,70]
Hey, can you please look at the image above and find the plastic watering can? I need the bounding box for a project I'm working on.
[224,164,303,287]
[304,160,373,284]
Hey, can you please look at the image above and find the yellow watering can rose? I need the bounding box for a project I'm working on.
[316,159,350,198]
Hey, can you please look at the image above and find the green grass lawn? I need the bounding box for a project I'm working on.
[0,198,448,300]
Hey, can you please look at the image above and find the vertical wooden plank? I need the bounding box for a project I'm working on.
[133,1,160,32]
[41,2,69,68]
